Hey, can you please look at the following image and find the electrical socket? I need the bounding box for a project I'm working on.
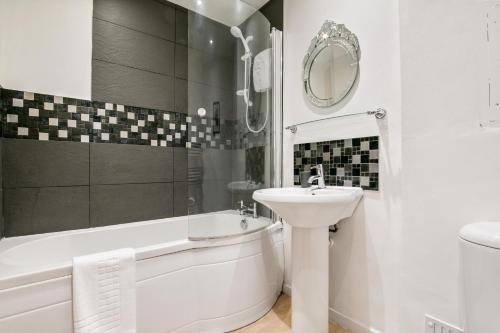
[425,315,463,333]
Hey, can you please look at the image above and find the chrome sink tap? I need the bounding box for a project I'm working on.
[308,164,326,190]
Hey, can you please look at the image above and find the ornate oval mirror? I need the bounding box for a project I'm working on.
[303,21,360,107]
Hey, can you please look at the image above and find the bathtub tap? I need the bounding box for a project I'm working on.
[238,201,258,219]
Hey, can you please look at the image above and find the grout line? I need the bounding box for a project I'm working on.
[3,182,180,190]
[92,17,176,44]
[88,144,91,228]
[92,58,174,78]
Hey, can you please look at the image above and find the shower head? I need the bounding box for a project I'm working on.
[230,26,243,39]
[230,26,252,55]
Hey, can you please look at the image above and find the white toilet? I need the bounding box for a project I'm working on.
[460,222,500,333]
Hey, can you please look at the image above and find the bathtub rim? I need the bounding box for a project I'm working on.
[0,215,282,291]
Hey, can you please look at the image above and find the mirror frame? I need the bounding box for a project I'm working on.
[303,21,360,108]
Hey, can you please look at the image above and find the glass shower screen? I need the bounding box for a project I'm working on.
[181,1,281,239]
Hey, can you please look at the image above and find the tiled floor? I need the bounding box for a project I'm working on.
[234,294,351,333]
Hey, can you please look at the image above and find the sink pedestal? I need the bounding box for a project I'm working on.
[291,226,329,333]
[253,186,363,333]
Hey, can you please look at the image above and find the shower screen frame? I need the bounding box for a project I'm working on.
[270,27,283,223]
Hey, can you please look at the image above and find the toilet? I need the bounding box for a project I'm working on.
[460,222,500,333]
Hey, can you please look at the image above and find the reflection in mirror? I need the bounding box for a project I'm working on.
[303,21,359,107]
[309,44,357,102]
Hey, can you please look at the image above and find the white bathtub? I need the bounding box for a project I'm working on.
[0,211,284,333]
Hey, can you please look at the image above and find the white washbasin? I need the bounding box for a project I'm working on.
[253,186,363,228]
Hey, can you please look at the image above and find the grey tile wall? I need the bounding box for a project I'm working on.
[92,0,236,121]
[175,44,188,80]
[260,0,283,31]
[186,42,234,90]
[91,0,239,223]
[2,139,90,236]
[93,18,175,76]
[92,0,181,112]
[93,0,176,41]
[0,139,3,238]
[187,81,235,120]
[0,189,3,238]
[0,1,276,238]
[92,60,175,111]
[3,140,89,188]
[173,182,188,217]
[173,148,188,181]
[89,143,175,227]
[199,149,233,213]
[90,143,173,184]
[90,183,173,227]
[1,139,179,236]
[4,186,90,236]
[175,8,188,45]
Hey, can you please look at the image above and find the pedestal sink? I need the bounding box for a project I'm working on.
[253,186,363,333]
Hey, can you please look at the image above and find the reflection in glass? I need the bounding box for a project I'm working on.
[185,1,277,239]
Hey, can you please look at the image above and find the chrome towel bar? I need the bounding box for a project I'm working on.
[285,108,387,133]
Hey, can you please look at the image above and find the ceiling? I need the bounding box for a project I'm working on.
[167,0,270,27]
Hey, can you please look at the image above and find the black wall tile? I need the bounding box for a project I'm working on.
[0,139,3,238]
[259,0,283,31]
[187,81,234,120]
[174,78,188,114]
[90,143,173,184]
[174,44,188,80]
[90,183,174,227]
[93,18,175,76]
[173,148,188,181]
[201,149,233,181]
[0,190,3,238]
[0,0,266,237]
[199,179,231,213]
[175,8,188,45]
[1,87,234,149]
[187,47,234,90]
[187,181,203,214]
[293,136,379,191]
[173,181,188,217]
[92,60,175,111]
[4,186,90,236]
[93,0,176,41]
[3,139,90,188]
[188,12,235,58]
[0,139,2,189]
[0,139,4,189]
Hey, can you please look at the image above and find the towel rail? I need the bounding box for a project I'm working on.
[285,108,387,133]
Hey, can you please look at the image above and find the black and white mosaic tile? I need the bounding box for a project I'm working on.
[294,136,379,191]
[0,88,236,149]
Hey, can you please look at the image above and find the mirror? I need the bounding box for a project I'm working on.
[303,21,359,107]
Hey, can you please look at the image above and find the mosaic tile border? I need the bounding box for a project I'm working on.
[0,88,236,149]
[293,136,379,191]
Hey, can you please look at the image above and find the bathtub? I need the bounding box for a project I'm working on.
[0,210,284,333]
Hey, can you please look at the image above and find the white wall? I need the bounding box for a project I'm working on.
[285,0,500,332]
[399,0,500,331]
[283,0,402,332]
[0,0,93,99]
